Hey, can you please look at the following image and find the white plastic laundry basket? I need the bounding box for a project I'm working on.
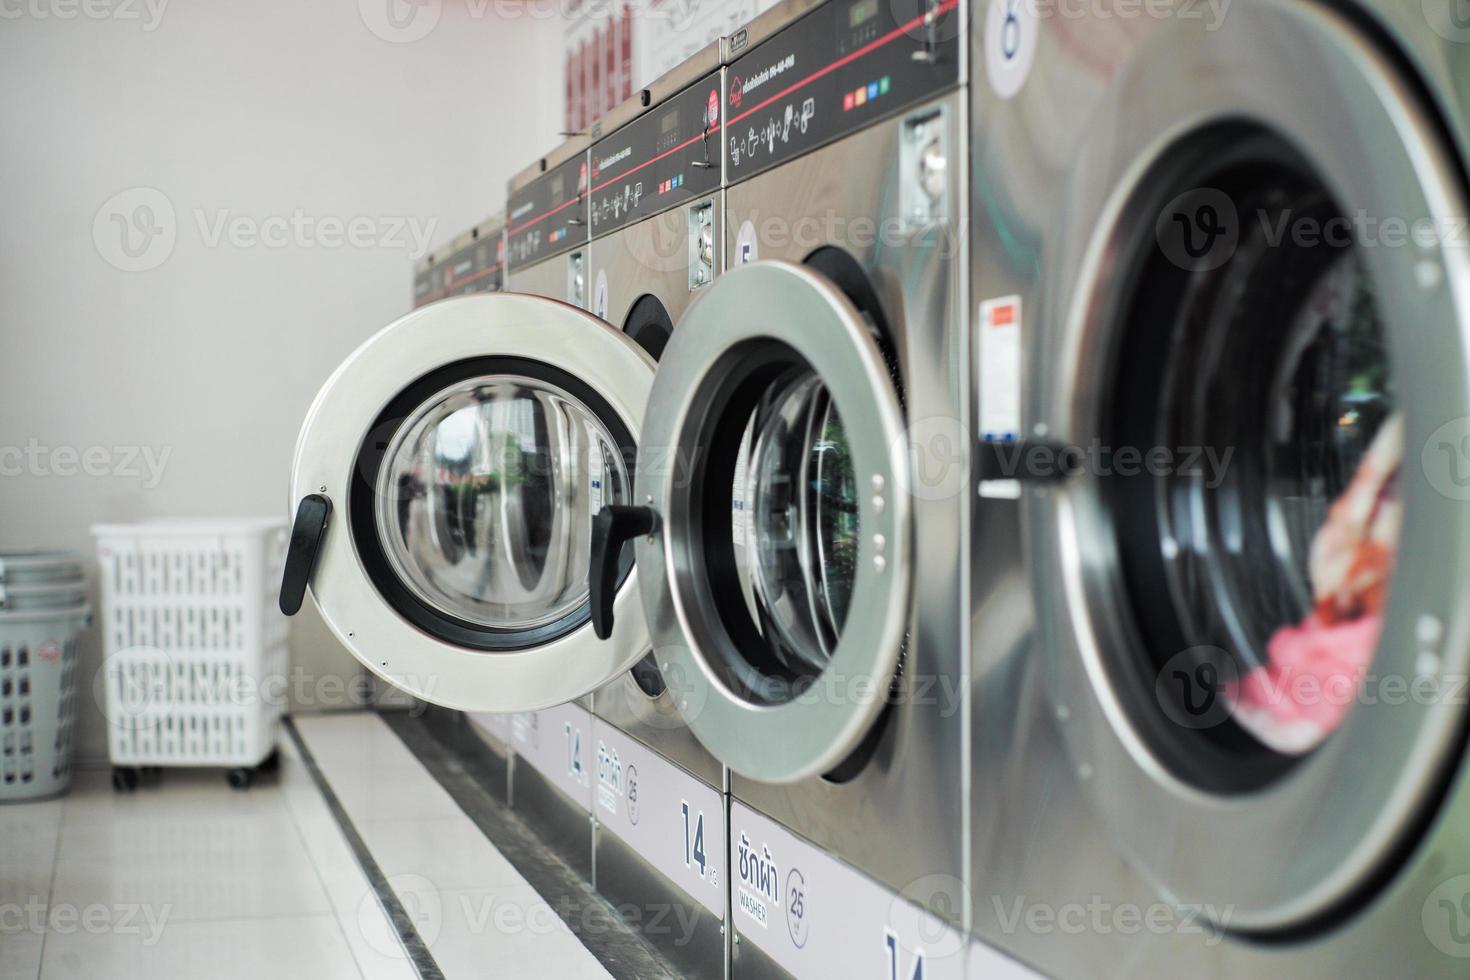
[0,601,90,801]
[92,519,288,787]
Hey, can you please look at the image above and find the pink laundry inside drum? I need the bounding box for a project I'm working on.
[1229,612,1385,753]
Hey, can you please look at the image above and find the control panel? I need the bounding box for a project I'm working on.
[588,75,723,238]
[412,230,504,308]
[724,0,961,183]
[507,152,590,270]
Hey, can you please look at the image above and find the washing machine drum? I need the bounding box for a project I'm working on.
[281,294,657,712]
[1032,0,1470,934]
[592,260,913,785]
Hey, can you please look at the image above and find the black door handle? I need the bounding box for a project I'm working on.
[976,438,1082,483]
[589,505,658,640]
[279,494,331,616]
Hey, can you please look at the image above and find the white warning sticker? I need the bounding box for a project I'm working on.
[979,296,1023,501]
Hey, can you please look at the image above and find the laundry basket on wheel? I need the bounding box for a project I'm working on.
[0,550,90,802]
[92,519,288,791]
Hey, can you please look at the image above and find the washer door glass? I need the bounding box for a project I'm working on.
[735,369,860,680]
[375,376,629,632]
[1106,129,1401,783]
[287,294,656,712]
[634,261,911,783]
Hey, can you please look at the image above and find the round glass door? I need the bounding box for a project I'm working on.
[1032,0,1470,932]
[1106,129,1400,778]
[367,372,630,642]
[632,261,911,783]
[731,367,861,688]
[287,294,656,712]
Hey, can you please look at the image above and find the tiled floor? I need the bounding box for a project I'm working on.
[292,713,611,979]
[0,712,609,980]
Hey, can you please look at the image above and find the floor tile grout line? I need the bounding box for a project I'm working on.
[274,735,378,980]
[283,715,446,980]
[33,789,71,977]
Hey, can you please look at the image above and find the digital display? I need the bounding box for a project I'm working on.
[661,109,679,135]
[849,0,878,29]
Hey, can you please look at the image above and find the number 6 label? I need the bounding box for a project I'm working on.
[985,0,1037,100]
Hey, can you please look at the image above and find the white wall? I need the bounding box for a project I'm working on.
[0,0,565,764]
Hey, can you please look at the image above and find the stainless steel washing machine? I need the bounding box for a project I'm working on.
[506,137,591,307]
[414,213,506,309]
[586,0,971,974]
[581,47,731,980]
[585,47,725,787]
[968,0,1470,975]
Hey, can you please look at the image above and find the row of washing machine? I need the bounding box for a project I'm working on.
[281,0,1470,976]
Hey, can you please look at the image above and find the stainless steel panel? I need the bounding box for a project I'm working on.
[589,202,721,328]
[722,92,968,925]
[968,0,1470,973]
[506,255,575,304]
[593,822,727,980]
[589,204,724,787]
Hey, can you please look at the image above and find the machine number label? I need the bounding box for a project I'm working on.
[588,719,724,916]
[985,0,1037,100]
[681,801,709,878]
[511,703,594,812]
[729,801,973,979]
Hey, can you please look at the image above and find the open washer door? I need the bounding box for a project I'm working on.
[591,261,913,784]
[282,294,655,712]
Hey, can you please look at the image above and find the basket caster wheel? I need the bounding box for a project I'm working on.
[226,767,254,790]
[111,767,139,793]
